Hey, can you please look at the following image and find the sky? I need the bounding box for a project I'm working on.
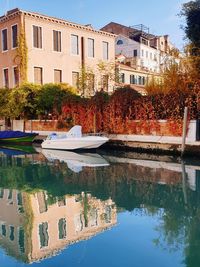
[0,0,187,50]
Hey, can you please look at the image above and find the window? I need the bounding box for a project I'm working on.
[88,38,94,57]
[9,226,14,241]
[12,24,18,48]
[57,196,66,207]
[54,69,62,83]
[102,75,109,91]
[117,39,123,45]
[34,67,43,85]
[142,77,146,85]
[17,192,23,205]
[18,227,25,253]
[2,29,8,51]
[2,225,6,237]
[138,76,142,85]
[3,68,9,88]
[105,206,112,223]
[33,25,42,48]
[8,190,12,200]
[0,188,4,198]
[53,30,61,52]
[90,208,98,227]
[141,50,144,57]
[141,38,148,46]
[71,34,79,55]
[130,75,135,84]
[103,41,109,60]
[120,73,125,83]
[146,51,148,58]
[13,66,19,87]
[39,222,49,248]
[133,49,137,57]
[72,71,79,88]
[58,218,66,239]
[74,214,83,232]
[150,52,152,59]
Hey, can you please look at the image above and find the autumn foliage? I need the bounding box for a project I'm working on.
[61,85,200,136]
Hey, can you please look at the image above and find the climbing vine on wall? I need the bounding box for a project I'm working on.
[14,26,28,83]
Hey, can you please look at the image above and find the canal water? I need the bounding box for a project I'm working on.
[0,146,200,267]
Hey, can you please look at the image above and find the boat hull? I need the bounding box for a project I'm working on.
[0,131,38,144]
[41,136,109,150]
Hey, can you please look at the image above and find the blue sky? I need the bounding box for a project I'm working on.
[0,0,187,49]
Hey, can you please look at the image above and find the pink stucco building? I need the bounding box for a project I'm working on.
[0,8,115,95]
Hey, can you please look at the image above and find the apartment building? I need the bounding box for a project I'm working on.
[116,54,162,95]
[101,22,175,74]
[0,9,115,95]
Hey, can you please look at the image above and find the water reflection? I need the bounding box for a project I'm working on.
[0,188,116,263]
[0,148,200,266]
[41,149,109,173]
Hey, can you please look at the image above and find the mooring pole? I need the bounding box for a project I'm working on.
[181,161,188,205]
[181,107,188,156]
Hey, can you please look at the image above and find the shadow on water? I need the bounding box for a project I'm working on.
[0,147,200,266]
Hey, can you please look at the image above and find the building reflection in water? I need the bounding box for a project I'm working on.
[0,189,116,263]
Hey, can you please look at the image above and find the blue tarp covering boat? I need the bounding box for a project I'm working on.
[0,131,38,143]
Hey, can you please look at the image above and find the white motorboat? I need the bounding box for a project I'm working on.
[41,149,109,173]
[41,125,109,150]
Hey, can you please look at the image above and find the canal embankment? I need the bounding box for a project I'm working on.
[6,119,200,156]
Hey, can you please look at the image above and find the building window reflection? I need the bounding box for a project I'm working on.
[9,226,15,241]
[105,205,112,223]
[18,227,25,254]
[8,189,13,200]
[74,214,83,232]
[2,224,6,236]
[58,218,67,239]
[90,208,98,227]
[0,188,4,198]
[39,222,49,248]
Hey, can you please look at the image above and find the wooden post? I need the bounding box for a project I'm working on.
[93,112,96,133]
[30,120,32,133]
[181,161,187,205]
[181,107,188,156]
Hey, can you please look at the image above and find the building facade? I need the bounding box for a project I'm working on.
[0,9,115,95]
[115,54,162,95]
[101,22,175,74]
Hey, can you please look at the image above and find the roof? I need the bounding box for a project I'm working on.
[116,82,147,96]
[101,22,157,40]
[116,62,161,77]
[0,8,116,38]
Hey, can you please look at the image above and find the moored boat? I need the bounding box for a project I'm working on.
[41,125,109,150]
[0,131,38,144]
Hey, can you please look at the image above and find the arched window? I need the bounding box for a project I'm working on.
[117,40,123,45]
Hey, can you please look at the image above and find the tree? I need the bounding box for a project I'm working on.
[181,0,200,76]
[181,0,200,48]
[36,83,77,118]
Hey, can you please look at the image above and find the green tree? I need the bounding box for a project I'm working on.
[181,0,200,75]
[36,83,77,117]
[181,0,200,48]
[5,83,39,119]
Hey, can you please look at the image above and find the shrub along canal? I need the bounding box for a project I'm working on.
[0,146,199,267]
